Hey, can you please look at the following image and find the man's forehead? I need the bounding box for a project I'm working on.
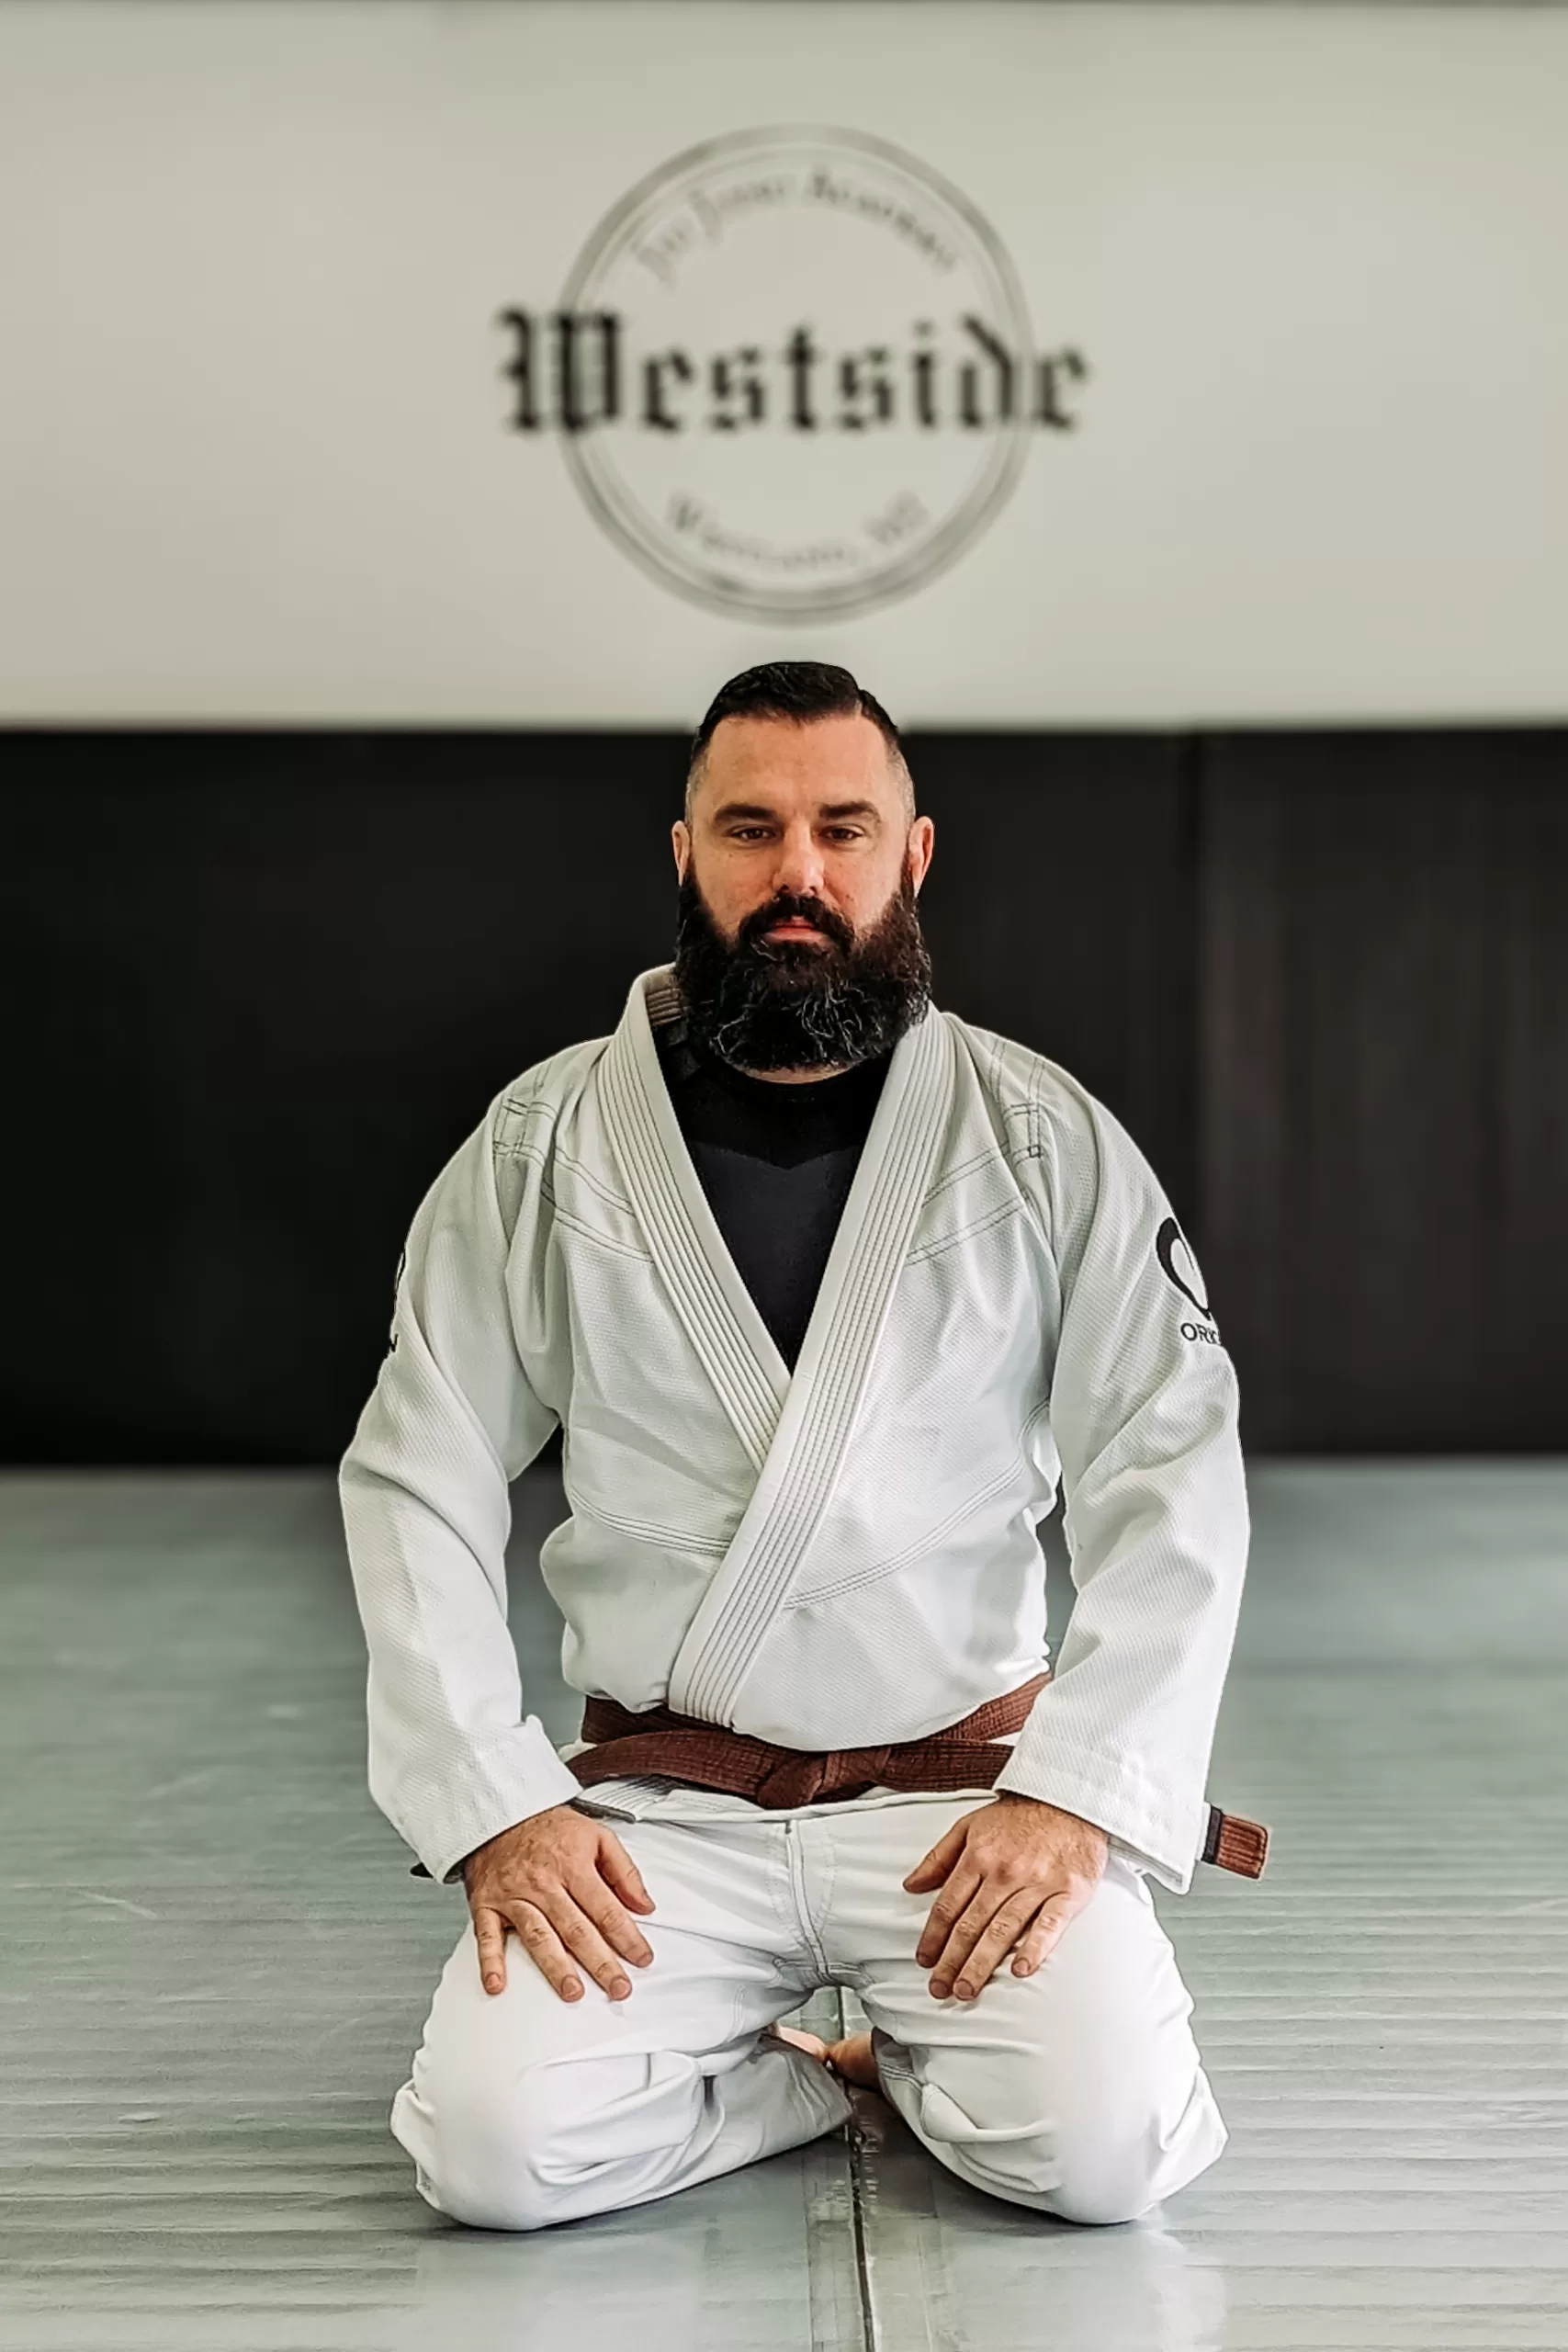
[698,710,895,791]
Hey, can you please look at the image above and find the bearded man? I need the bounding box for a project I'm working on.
[340,660,1265,2235]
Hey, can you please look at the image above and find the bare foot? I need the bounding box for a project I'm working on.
[771,2022,881,2090]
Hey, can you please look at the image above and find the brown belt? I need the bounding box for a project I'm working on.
[567,1670,1269,1878]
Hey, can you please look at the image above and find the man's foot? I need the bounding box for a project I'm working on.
[770,2022,881,2089]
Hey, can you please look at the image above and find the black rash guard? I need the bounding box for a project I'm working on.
[656,1020,893,1370]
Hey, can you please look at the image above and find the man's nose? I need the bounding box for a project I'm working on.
[770,823,828,899]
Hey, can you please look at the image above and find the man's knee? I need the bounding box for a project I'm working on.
[953,2111,1167,2226]
[1024,2129,1168,2228]
[400,2041,711,2233]
[403,2059,568,2233]
[905,2050,1186,2227]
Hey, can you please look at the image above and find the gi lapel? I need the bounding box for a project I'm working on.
[598,967,790,1475]
[597,965,954,1725]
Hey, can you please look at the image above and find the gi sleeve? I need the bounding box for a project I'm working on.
[992,1074,1249,1895]
[338,1091,586,1888]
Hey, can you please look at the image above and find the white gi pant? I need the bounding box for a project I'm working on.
[389,1794,1228,2233]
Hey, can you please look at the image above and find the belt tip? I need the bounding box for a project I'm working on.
[1204,1806,1269,1878]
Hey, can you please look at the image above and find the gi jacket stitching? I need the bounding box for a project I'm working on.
[549,1204,655,1263]
[563,1481,731,1557]
[906,1196,1025,1265]
[778,1396,1054,1610]
[551,1145,638,1220]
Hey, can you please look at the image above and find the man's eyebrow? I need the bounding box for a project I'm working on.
[709,798,884,823]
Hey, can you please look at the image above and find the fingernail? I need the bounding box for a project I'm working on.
[484,1975,501,1993]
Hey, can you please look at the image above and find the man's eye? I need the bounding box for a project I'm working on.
[730,828,770,842]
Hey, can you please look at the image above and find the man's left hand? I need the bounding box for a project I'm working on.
[904,1795,1110,1999]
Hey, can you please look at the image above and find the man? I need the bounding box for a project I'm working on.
[341,661,1260,2236]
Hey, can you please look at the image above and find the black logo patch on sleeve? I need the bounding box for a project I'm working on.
[1156,1216,1222,1343]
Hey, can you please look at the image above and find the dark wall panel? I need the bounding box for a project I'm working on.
[910,733,1198,1226]
[0,728,1191,1464]
[12,722,1567,1462]
[1200,729,1568,1451]
[2,734,681,1465]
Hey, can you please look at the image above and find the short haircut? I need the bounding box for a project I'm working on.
[685,661,916,824]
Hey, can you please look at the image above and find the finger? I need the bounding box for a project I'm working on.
[574,1873,656,1969]
[1009,1895,1078,1977]
[509,1902,588,2002]
[472,1905,512,1996]
[927,1880,1040,1996]
[537,1892,637,2002]
[915,1861,984,1970]
[598,1835,658,1916]
[942,1891,1045,1998]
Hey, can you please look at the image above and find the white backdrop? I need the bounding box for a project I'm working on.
[1,0,1564,724]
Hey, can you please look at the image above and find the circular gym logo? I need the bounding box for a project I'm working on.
[497,127,1089,620]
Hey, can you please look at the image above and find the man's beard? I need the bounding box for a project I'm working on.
[672,868,933,1073]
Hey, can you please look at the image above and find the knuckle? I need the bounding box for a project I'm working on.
[561,1919,616,1978]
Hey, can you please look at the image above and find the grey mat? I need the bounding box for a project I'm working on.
[2,1463,1565,2349]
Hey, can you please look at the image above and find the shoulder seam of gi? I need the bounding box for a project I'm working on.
[488,1035,613,1243]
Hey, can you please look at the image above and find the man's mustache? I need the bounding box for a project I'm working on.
[738,894,856,956]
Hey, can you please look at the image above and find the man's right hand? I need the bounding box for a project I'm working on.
[461,1805,658,2002]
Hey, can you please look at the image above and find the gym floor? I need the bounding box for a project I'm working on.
[4,1462,1565,2351]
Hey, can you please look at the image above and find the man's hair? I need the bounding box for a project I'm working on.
[685,661,916,824]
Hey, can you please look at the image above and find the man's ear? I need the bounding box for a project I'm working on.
[671,820,690,881]
[908,814,935,894]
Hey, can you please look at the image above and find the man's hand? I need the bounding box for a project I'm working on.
[903,1794,1109,1999]
[462,1806,657,2002]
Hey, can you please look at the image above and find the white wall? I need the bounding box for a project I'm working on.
[1,1,1564,724]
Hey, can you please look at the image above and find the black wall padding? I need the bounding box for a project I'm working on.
[910,734,1199,1227]
[0,728,1190,1464]
[5,726,1565,1460]
[1200,729,1568,1452]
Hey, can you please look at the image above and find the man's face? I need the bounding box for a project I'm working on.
[670,711,938,1074]
[672,712,933,945]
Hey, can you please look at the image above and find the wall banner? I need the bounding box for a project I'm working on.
[1,2,1564,724]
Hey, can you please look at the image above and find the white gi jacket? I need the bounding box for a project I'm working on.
[340,967,1248,1898]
